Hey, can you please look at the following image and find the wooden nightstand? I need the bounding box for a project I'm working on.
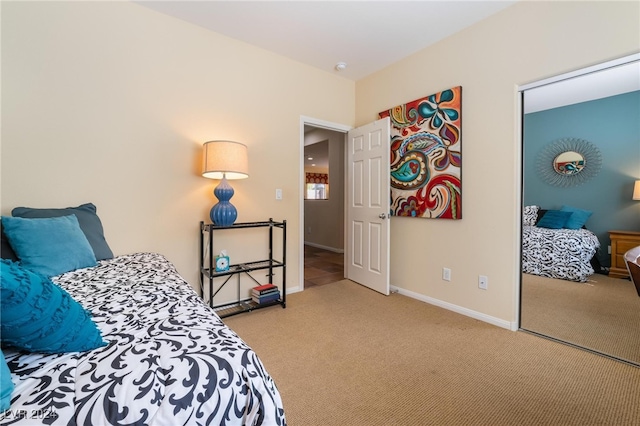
[608,230,640,278]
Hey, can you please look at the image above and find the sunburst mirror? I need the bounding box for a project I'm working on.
[536,137,602,187]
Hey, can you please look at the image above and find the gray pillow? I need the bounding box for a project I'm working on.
[11,203,113,260]
[1,221,19,261]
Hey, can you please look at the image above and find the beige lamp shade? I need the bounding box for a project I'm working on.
[633,180,640,201]
[202,140,249,180]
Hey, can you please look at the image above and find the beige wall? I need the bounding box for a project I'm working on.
[1,1,355,296]
[356,0,640,326]
[303,128,345,251]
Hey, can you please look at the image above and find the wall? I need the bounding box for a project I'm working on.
[356,0,640,326]
[303,129,345,252]
[3,1,639,328]
[524,91,640,266]
[1,1,355,298]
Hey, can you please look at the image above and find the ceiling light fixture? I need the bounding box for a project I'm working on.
[335,62,347,71]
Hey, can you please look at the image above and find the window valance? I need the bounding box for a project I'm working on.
[306,173,328,184]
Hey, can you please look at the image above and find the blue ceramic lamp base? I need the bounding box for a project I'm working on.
[210,177,238,227]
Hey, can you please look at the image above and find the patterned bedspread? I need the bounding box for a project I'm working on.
[522,225,600,282]
[1,253,286,426]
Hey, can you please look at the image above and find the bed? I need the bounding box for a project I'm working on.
[0,205,286,425]
[522,205,601,282]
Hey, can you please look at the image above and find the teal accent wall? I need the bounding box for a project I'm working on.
[523,90,640,267]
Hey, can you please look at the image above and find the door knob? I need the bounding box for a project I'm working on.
[378,213,387,219]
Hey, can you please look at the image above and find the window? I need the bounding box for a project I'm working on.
[306,183,329,200]
[305,172,329,200]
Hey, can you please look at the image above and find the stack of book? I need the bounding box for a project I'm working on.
[251,283,281,304]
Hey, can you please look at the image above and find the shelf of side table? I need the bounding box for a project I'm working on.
[199,219,286,318]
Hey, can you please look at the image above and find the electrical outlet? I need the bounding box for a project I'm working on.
[442,267,451,282]
[479,275,488,290]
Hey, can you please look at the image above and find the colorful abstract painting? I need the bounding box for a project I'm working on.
[379,86,462,219]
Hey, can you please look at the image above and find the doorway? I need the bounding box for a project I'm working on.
[299,117,350,291]
[303,128,346,288]
[299,116,392,294]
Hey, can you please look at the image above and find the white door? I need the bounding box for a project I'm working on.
[346,117,390,295]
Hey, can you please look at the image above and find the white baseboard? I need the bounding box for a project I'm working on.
[303,242,344,253]
[286,285,301,294]
[390,285,517,331]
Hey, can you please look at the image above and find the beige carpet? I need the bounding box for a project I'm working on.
[521,272,640,365]
[225,280,640,426]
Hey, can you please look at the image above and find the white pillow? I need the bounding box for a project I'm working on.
[523,205,540,226]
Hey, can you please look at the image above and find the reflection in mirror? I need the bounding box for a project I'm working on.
[520,56,640,367]
[553,151,584,175]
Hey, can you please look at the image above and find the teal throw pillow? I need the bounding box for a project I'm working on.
[0,259,107,354]
[12,203,113,260]
[561,205,593,229]
[1,215,97,277]
[0,350,12,412]
[537,210,573,229]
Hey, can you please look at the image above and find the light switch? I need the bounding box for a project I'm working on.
[275,189,283,200]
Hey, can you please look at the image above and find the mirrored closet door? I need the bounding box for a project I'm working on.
[519,55,640,366]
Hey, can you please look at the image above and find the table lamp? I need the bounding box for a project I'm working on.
[633,180,640,201]
[202,140,249,226]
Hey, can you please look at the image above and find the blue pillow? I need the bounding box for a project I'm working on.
[0,259,107,354]
[561,205,593,229]
[12,203,113,260]
[537,210,573,229]
[0,350,12,412]
[1,215,97,277]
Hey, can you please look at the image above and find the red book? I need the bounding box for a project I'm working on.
[252,283,276,293]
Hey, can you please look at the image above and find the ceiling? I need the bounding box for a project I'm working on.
[136,0,517,172]
[135,0,517,81]
[304,140,329,172]
[136,1,638,110]
[135,1,639,169]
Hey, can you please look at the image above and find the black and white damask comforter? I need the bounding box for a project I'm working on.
[1,253,286,426]
[522,225,600,282]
